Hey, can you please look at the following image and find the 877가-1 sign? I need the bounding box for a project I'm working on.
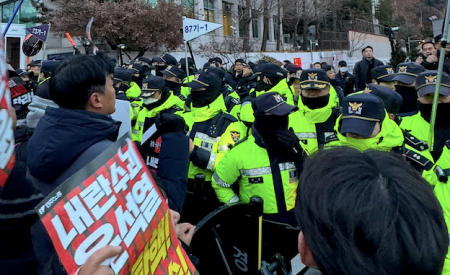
[35,135,198,275]
[183,17,222,42]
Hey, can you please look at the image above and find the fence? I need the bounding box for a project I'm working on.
[319,31,349,50]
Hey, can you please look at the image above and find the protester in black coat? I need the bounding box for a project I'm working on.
[26,52,119,275]
[353,46,384,91]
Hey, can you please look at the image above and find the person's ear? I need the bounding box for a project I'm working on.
[88,92,102,109]
[388,113,395,120]
[298,231,318,268]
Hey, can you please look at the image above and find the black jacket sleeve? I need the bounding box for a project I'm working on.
[157,132,190,213]
[353,61,361,90]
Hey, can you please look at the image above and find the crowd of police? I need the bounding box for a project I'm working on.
[2,34,450,275]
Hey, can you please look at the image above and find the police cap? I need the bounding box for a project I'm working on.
[365,83,403,114]
[160,65,187,80]
[252,92,298,116]
[184,71,221,91]
[371,65,396,82]
[391,62,425,84]
[141,76,165,98]
[341,93,386,138]
[415,71,450,97]
[299,68,329,90]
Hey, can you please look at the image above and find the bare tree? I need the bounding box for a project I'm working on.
[347,31,368,57]
[196,35,257,65]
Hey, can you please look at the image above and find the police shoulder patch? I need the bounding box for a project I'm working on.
[231,131,240,142]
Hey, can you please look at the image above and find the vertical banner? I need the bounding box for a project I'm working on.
[35,135,198,275]
[0,36,15,186]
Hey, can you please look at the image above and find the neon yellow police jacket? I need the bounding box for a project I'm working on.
[126,82,142,100]
[240,80,295,125]
[130,92,185,142]
[181,94,246,181]
[212,134,298,214]
[288,86,341,156]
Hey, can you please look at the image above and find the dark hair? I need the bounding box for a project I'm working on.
[421,40,435,49]
[314,62,321,66]
[364,45,374,52]
[296,147,448,275]
[338,60,347,67]
[324,65,333,72]
[49,51,115,109]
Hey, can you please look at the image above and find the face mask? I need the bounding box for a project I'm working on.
[340,67,348,73]
[132,75,144,87]
[301,94,330,110]
[395,86,418,113]
[255,81,273,92]
[164,79,182,92]
[418,101,450,125]
[142,93,161,105]
[254,114,289,141]
[156,65,168,71]
[191,87,221,108]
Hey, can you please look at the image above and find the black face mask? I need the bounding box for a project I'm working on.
[395,85,418,113]
[191,87,221,108]
[164,79,182,92]
[418,101,450,125]
[156,65,168,73]
[301,94,330,110]
[132,75,144,87]
[255,81,273,92]
[254,114,289,142]
[114,84,129,94]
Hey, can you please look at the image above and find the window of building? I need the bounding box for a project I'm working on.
[273,16,279,42]
[1,0,37,27]
[238,6,246,37]
[204,0,214,23]
[251,10,258,38]
[222,2,232,36]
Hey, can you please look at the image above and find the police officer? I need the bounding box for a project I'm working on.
[413,72,450,275]
[391,62,425,115]
[204,66,241,119]
[28,60,41,86]
[290,68,341,156]
[34,60,61,100]
[113,67,133,101]
[181,71,245,187]
[154,53,178,77]
[365,83,403,124]
[285,63,302,104]
[236,61,256,100]
[370,65,396,90]
[126,63,144,100]
[130,76,185,154]
[160,65,188,100]
[335,92,404,152]
[240,63,294,127]
[212,92,302,226]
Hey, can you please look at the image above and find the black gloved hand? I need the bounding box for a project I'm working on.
[276,127,300,149]
[155,113,186,136]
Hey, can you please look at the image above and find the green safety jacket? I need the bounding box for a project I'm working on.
[181,94,246,181]
[240,80,295,125]
[222,85,241,120]
[334,113,404,152]
[130,93,185,142]
[288,86,341,156]
[126,82,142,100]
[400,113,440,186]
[212,130,299,215]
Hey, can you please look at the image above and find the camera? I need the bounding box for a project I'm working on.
[82,41,92,47]
[118,44,126,50]
[384,27,400,36]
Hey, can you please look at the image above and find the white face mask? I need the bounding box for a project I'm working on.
[142,92,161,105]
[340,67,348,73]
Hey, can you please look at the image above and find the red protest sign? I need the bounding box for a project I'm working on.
[35,135,198,275]
[0,36,15,187]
